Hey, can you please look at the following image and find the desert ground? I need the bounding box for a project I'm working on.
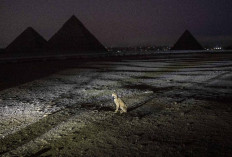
[0,52,232,156]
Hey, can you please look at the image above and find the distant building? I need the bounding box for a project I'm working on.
[171,30,204,50]
[6,27,47,53]
[48,15,106,53]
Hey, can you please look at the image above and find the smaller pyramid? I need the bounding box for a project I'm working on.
[6,27,47,52]
[48,15,106,52]
[171,30,203,50]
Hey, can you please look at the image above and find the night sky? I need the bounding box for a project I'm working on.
[1,0,232,48]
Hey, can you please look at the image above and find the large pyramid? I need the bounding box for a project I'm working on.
[171,30,204,50]
[6,27,47,52]
[48,15,106,52]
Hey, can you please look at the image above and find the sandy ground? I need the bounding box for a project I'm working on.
[0,52,232,156]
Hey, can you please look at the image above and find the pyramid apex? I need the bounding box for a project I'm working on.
[71,15,77,18]
[68,15,79,21]
[183,29,191,34]
[64,15,83,26]
[25,27,35,31]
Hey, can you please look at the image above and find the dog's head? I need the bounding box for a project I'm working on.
[112,93,118,99]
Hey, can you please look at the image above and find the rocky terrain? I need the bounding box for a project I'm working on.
[0,52,232,156]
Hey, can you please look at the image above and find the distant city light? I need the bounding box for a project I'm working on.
[213,46,222,50]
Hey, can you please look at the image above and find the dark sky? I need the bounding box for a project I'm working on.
[1,0,232,48]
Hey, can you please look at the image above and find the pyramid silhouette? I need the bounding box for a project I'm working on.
[48,15,106,52]
[171,30,203,50]
[6,27,47,52]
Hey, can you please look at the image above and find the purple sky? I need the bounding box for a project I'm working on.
[1,0,232,48]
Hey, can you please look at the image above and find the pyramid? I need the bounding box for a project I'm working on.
[171,30,204,50]
[48,15,106,52]
[6,27,47,52]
